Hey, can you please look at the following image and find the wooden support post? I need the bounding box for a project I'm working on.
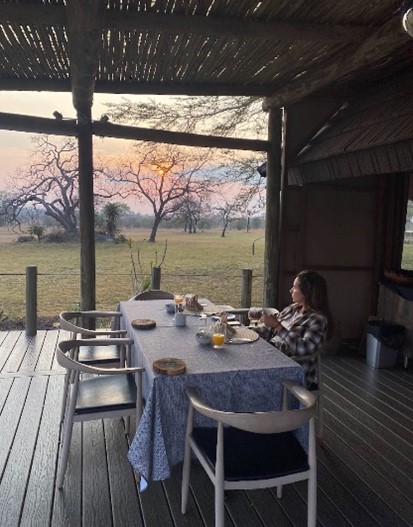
[264,108,283,308]
[241,269,252,325]
[151,267,161,289]
[26,265,37,336]
[77,107,96,312]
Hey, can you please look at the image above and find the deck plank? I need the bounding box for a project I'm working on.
[51,424,82,527]
[17,330,47,372]
[163,465,206,527]
[35,330,62,372]
[245,488,293,527]
[316,459,380,527]
[104,419,144,527]
[20,375,63,527]
[82,420,113,527]
[0,377,31,477]
[0,332,25,372]
[1,333,34,373]
[317,437,411,527]
[0,376,48,527]
[0,334,412,527]
[323,363,413,443]
[139,479,178,527]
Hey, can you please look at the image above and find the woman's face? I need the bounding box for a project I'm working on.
[290,277,305,304]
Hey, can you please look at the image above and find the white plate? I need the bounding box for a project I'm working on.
[211,313,236,321]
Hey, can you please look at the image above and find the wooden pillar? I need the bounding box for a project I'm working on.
[263,108,283,308]
[151,267,161,289]
[77,107,96,311]
[26,265,37,336]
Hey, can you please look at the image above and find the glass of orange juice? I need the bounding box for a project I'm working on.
[174,293,184,304]
[212,332,225,349]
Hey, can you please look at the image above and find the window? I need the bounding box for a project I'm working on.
[402,199,413,270]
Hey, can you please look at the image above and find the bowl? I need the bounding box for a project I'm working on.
[195,331,212,346]
[165,303,176,314]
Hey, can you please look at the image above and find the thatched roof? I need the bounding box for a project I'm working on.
[289,70,413,183]
[0,1,411,113]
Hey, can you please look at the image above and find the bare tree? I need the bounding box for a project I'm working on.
[2,136,117,235]
[214,183,264,238]
[178,193,211,233]
[105,95,264,138]
[109,143,214,242]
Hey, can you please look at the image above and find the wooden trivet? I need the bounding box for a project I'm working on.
[153,358,186,376]
[131,318,156,330]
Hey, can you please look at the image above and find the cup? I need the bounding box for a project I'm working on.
[212,332,225,349]
[248,307,262,327]
[174,313,186,327]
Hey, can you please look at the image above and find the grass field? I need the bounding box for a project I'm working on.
[0,227,266,322]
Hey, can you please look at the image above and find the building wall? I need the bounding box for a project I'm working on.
[278,176,384,342]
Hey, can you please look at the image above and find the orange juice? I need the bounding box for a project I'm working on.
[212,333,225,348]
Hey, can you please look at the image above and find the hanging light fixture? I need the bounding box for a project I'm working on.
[402,0,413,37]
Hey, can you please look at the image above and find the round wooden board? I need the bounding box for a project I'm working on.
[131,318,156,330]
[153,358,186,376]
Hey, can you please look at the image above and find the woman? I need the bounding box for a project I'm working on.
[259,270,333,387]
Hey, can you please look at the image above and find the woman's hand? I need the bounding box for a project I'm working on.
[261,312,284,333]
[261,312,278,329]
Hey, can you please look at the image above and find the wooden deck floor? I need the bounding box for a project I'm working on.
[0,330,412,527]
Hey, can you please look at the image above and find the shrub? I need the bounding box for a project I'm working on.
[43,231,77,243]
[17,235,34,243]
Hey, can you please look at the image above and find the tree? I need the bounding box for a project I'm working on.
[109,143,214,242]
[214,183,264,238]
[27,224,45,242]
[2,136,117,235]
[106,95,264,138]
[178,193,211,233]
[99,202,130,240]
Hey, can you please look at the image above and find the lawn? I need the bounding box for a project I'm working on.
[0,228,266,322]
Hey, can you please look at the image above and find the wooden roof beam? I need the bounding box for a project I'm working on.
[0,4,369,44]
[65,0,106,113]
[0,112,269,152]
[0,78,272,97]
[92,121,269,152]
[263,16,410,110]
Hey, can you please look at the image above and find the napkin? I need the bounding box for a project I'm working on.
[212,312,237,337]
[185,294,204,312]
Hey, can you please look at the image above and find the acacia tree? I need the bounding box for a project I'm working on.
[2,136,117,235]
[106,95,264,137]
[178,193,211,233]
[109,143,214,242]
[214,181,265,238]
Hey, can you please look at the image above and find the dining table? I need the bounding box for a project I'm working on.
[118,299,305,483]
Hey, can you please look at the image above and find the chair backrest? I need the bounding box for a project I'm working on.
[131,290,174,301]
[57,338,141,375]
[59,310,122,337]
[186,380,316,435]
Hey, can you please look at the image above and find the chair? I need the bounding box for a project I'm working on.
[130,290,174,301]
[56,338,145,489]
[59,310,130,425]
[59,310,128,366]
[181,380,317,527]
[291,345,324,441]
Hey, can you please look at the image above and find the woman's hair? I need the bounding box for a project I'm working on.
[296,270,334,338]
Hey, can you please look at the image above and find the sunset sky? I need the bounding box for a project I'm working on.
[0,90,140,190]
[0,91,264,215]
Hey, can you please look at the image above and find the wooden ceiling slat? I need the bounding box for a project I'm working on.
[263,16,409,109]
[2,25,35,77]
[0,0,410,116]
